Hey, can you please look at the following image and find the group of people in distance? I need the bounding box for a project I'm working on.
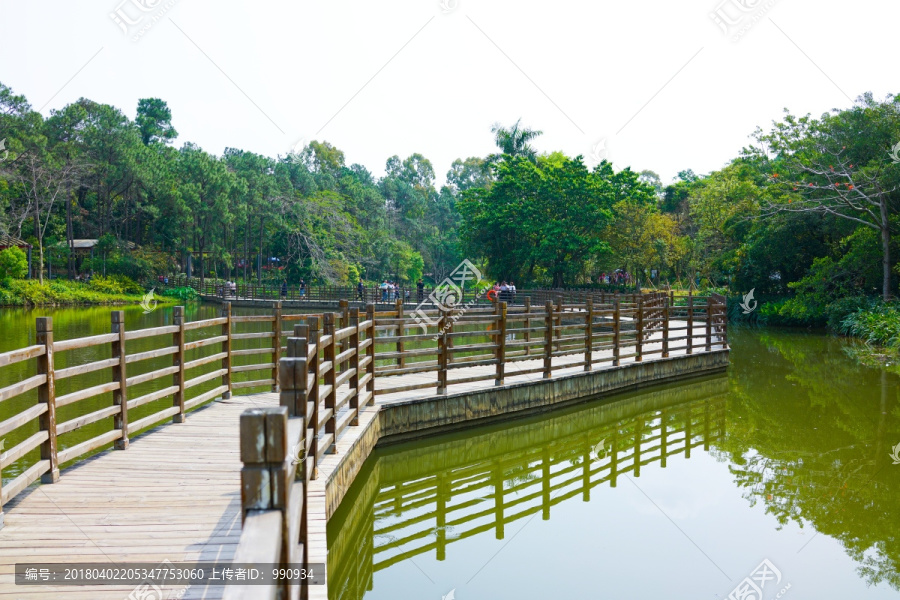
[491,281,517,302]
[379,280,411,303]
[599,271,631,285]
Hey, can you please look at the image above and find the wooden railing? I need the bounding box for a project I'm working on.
[0,301,297,528]
[186,280,636,305]
[226,291,727,599]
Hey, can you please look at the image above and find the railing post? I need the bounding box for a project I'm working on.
[307,316,320,473]
[543,301,553,379]
[272,301,282,392]
[524,296,532,356]
[238,406,292,598]
[365,304,376,406]
[323,313,336,454]
[705,297,713,352]
[495,302,507,386]
[437,312,448,394]
[340,299,350,373]
[554,296,563,352]
[687,292,694,355]
[395,298,405,369]
[222,302,233,399]
[662,296,670,358]
[719,296,729,348]
[173,306,186,422]
[636,296,644,362]
[111,311,129,450]
[613,298,621,367]
[584,297,593,371]
[35,317,59,483]
[349,307,360,426]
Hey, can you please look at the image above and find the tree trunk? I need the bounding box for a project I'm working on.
[257,217,264,284]
[881,198,891,301]
[38,244,45,284]
[66,173,73,279]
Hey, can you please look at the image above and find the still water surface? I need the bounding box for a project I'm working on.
[327,329,900,599]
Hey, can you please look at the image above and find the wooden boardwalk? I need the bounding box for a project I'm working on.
[0,292,728,600]
[0,393,271,599]
[0,325,721,599]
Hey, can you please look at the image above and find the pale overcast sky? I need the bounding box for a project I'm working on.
[0,0,896,185]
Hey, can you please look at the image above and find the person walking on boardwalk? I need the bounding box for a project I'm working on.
[417,279,425,303]
[281,280,287,299]
[357,280,365,301]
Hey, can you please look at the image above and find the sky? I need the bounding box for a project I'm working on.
[0,0,896,186]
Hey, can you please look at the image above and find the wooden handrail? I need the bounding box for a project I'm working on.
[0,291,726,536]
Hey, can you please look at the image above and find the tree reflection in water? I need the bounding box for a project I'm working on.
[327,329,900,599]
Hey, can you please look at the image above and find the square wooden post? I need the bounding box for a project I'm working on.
[340,299,350,373]
[173,306,186,422]
[613,298,621,367]
[35,317,59,483]
[365,304,376,406]
[543,301,553,379]
[111,311,129,450]
[349,307,360,426]
[662,296,670,358]
[524,296,532,356]
[495,302,507,386]
[272,301,282,392]
[222,302,233,399]
[687,292,694,355]
[636,296,644,362]
[238,406,292,598]
[323,313,337,454]
[705,298,713,352]
[437,312,448,394]
[395,298,405,369]
[584,298,593,371]
[307,316,320,472]
[554,297,563,352]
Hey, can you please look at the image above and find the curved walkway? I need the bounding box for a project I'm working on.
[0,329,727,599]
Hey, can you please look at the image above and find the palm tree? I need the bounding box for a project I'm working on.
[490,119,542,162]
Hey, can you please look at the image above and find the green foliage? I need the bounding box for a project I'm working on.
[0,278,145,306]
[840,302,900,348]
[88,275,144,295]
[160,286,199,301]
[0,247,28,279]
[757,297,826,327]
[459,156,653,286]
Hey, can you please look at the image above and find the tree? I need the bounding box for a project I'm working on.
[447,157,492,193]
[136,98,178,146]
[638,169,663,198]
[0,246,28,278]
[490,119,543,162]
[458,154,651,286]
[756,95,900,300]
[18,148,81,283]
[605,200,678,287]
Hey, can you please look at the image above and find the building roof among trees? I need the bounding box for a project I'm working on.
[0,233,31,249]
[71,239,136,250]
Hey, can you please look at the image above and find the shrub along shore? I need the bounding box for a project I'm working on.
[0,276,176,308]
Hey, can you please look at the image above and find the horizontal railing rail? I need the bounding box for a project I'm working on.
[0,290,725,595]
[228,291,727,597]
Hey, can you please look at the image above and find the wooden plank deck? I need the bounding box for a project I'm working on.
[0,325,719,599]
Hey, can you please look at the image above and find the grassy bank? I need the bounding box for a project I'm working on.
[0,276,173,307]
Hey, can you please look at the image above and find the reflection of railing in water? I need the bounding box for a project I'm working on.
[327,380,728,600]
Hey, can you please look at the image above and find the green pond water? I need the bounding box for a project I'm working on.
[327,328,900,600]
